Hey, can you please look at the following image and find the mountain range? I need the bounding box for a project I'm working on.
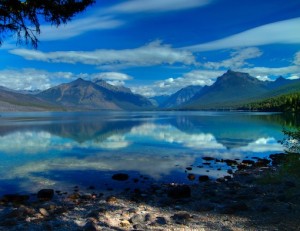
[0,70,299,111]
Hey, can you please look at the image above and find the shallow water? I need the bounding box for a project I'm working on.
[0,111,294,195]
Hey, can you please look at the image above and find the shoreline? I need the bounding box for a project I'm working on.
[0,153,299,230]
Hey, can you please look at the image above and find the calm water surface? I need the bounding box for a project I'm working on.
[0,111,294,195]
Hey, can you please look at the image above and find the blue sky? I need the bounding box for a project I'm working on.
[1,0,300,96]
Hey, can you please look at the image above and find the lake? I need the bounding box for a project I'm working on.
[0,111,294,196]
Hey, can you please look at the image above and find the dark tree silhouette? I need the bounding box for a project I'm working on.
[0,0,95,48]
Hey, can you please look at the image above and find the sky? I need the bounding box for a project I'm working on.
[1,0,300,96]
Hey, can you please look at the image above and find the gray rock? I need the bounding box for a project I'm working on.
[155,216,168,225]
[171,212,191,225]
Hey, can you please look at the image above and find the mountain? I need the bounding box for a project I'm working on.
[179,70,300,110]
[160,85,203,108]
[182,70,269,109]
[149,95,170,107]
[0,88,59,111]
[267,76,292,89]
[37,78,154,110]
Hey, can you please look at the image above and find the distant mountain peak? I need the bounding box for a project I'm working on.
[93,78,132,93]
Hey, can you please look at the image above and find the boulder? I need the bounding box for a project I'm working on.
[112,173,129,181]
[37,189,54,201]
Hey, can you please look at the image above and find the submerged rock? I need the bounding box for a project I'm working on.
[199,175,209,182]
[112,173,129,181]
[37,189,54,201]
[2,194,29,204]
[167,185,191,199]
[187,174,196,181]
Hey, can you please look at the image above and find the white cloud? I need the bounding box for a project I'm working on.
[0,68,77,90]
[10,41,196,69]
[39,16,123,41]
[287,75,300,80]
[239,65,300,80]
[107,0,213,13]
[203,47,263,69]
[294,51,300,66]
[235,137,283,153]
[186,17,300,51]
[92,72,133,86]
[255,75,272,81]
[131,70,222,97]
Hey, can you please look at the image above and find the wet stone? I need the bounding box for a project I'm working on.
[37,189,54,201]
[199,175,209,182]
[2,194,30,204]
[171,212,191,225]
[187,174,196,181]
[202,157,215,161]
[155,216,168,225]
[112,173,129,181]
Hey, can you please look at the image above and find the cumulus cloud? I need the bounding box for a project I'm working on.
[92,72,132,86]
[235,137,283,153]
[131,70,222,97]
[294,51,300,66]
[239,65,300,80]
[0,68,77,90]
[186,17,300,51]
[107,0,213,13]
[203,47,263,69]
[10,41,196,69]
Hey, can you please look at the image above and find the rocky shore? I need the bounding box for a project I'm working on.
[0,153,299,231]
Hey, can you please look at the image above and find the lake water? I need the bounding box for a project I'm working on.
[0,111,294,196]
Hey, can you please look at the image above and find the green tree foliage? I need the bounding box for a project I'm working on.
[241,92,300,112]
[0,0,95,48]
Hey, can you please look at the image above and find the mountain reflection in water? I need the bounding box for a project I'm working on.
[0,111,294,195]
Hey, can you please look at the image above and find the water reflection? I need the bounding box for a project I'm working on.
[0,111,293,195]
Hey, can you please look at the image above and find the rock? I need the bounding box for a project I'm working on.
[199,175,209,182]
[106,196,117,203]
[39,208,49,217]
[187,174,196,181]
[223,159,238,166]
[202,157,215,161]
[2,194,29,204]
[37,189,54,201]
[254,159,271,167]
[171,212,191,225]
[167,185,191,199]
[68,193,80,200]
[242,160,255,165]
[145,213,155,223]
[120,220,131,228]
[112,173,129,181]
[81,193,93,200]
[155,216,168,225]
[130,214,145,224]
[83,221,99,231]
[227,169,233,174]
